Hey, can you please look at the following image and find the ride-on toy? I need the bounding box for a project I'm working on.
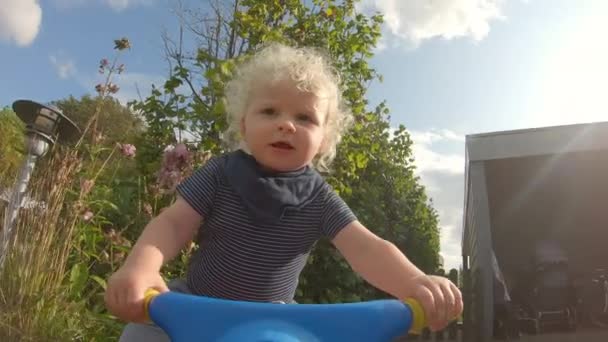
[144,289,427,341]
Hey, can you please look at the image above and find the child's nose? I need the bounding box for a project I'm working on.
[278,119,296,133]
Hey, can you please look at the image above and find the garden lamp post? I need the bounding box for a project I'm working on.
[0,100,80,267]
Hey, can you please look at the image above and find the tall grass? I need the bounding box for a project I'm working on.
[0,147,89,340]
[0,80,132,340]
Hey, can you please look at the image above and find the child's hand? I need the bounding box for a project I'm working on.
[104,265,169,323]
[407,274,463,331]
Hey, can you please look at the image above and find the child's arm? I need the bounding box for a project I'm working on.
[332,220,462,331]
[121,196,202,272]
[105,196,202,322]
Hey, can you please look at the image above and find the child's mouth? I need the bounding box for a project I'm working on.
[270,142,294,150]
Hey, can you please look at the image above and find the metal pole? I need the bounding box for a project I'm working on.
[0,134,49,267]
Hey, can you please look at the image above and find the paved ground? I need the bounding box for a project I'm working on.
[513,330,608,342]
[395,328,608,341]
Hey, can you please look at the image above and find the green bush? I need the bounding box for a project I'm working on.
[0,107,24,188]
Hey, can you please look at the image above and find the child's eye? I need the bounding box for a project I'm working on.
[297,113,315,123]
[261,108,276,116]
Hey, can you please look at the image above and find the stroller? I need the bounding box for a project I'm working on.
[527,239,577,333]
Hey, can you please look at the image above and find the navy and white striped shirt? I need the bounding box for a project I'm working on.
[176,152,357,303]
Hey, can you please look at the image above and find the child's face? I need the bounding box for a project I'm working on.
[240,79,327,172]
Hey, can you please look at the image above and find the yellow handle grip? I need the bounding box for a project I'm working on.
[143,288,161,322]
[403,298,426,335]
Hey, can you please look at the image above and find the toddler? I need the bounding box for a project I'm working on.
[105,42,462,341]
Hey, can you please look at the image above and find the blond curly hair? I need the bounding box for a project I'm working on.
[222,42,353,171]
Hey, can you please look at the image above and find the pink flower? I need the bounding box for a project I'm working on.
[83,210,94,221]
[156,143,192,192]
[118,143,136,158]
[173,143,189,161]
[107,83,120,94]
[157,169,181,193]
[98,58,110,74]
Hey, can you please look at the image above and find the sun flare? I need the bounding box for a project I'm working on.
[535,12,608,126]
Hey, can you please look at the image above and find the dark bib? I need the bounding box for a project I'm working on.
[224,150,325,223]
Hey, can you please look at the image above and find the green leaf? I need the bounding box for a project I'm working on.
[69,263,89,298]
[355,152,368,169]
[219,61,232,76]
[91,275,107,290]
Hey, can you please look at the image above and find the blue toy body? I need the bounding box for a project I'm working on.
[147,291,414,341]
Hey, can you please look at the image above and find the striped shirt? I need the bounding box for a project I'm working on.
[176,153,357,303]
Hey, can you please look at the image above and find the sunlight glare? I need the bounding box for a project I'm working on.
[535,13,608,126]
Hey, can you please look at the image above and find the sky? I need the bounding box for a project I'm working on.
[1,0,607,271]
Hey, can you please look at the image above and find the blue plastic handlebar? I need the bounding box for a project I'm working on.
[144,289,426,342]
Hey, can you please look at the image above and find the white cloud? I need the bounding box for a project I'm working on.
[410,128,465,145]
[440,228,463,272]
[0,0,42,47]
[50,54,77,79]
[410,129,465,175]
[359,0,506,47]
[409,128,466,270]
